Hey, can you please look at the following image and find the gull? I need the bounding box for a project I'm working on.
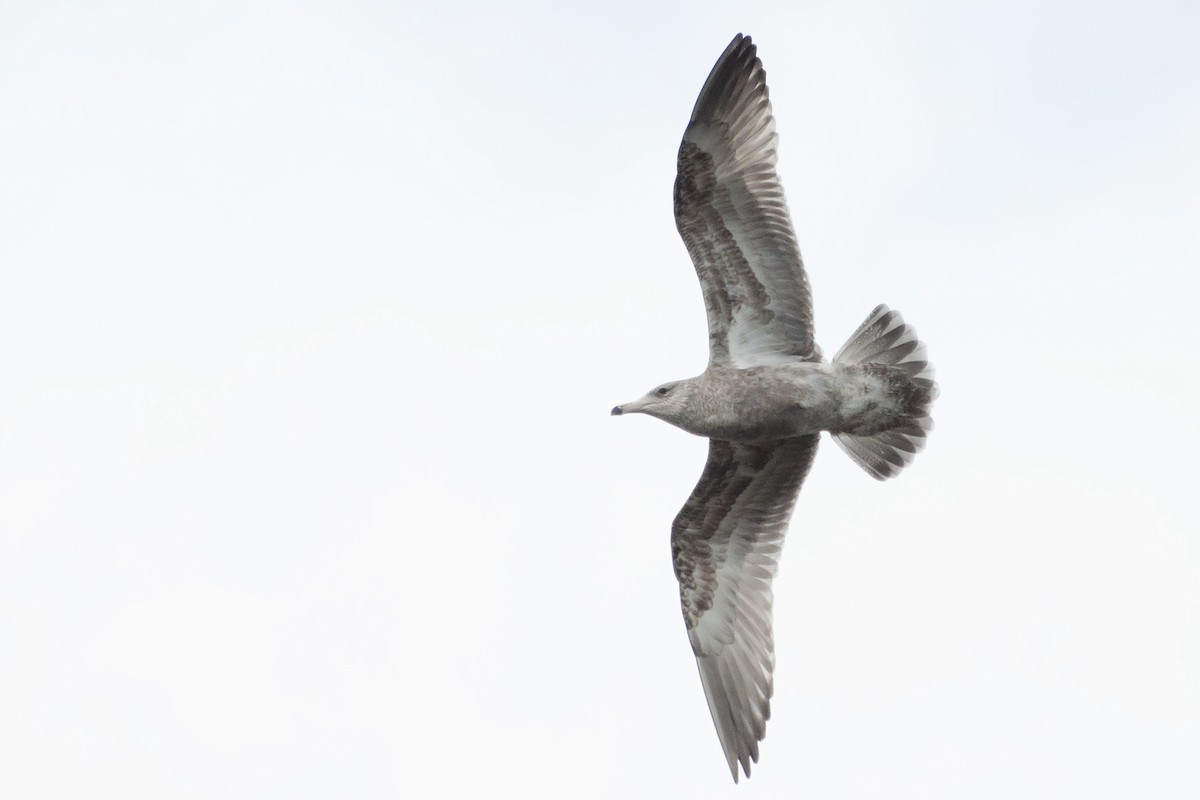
[611,33,938,782]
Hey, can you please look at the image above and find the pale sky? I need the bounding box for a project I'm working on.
[2,1,1198,798]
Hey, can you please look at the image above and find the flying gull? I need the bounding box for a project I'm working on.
[612,33,938,782]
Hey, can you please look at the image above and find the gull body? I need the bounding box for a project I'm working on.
[611,33,938,782]
[612,362,921,443]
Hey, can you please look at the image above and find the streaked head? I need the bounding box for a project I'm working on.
[611,380,688,421]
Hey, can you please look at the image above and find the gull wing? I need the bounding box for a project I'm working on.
[671,435,819,781]
[674,34,817,368]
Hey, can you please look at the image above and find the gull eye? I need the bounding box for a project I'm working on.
[655,386,670,397]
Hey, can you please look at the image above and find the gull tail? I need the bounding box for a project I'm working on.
[831,305,937,480]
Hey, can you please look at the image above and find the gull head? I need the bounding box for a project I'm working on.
[611,380,690,422]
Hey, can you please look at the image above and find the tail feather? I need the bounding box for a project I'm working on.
[834,304,934,383]
[833,305,936,480]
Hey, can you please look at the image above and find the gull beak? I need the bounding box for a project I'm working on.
[611,397,649,416]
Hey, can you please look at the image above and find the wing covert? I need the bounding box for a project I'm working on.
[674,34,817,368]
[671,435,819,781]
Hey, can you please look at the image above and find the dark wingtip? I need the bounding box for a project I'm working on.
[610,406,623,416]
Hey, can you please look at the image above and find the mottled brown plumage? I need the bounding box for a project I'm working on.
[674,35,817,368]
[671,436,818,779]
[612,33,937,782]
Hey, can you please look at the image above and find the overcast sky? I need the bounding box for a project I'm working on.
[2,1,1198,798]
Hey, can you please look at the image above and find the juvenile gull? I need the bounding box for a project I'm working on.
[612,34,938,782]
